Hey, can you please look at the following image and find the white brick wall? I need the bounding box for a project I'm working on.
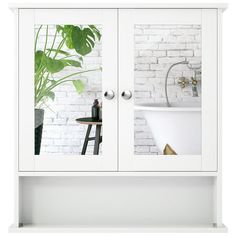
[134,24,202,155]
[36,25,102,155]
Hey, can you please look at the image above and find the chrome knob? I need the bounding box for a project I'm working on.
[104,90,115,100]
[121,90,132,100]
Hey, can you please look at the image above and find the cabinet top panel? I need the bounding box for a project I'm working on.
[9,3,227,11]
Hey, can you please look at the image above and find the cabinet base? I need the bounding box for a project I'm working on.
[9,224,227,233]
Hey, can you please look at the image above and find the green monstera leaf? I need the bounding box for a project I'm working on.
[88,25,101,41]
[46,48,70,56]
[56,25,101,56]
[71,26,96,56]
[62,59,82,67]
[43,56,65,74]
[37,56,82,74]
[56,25,74,49]
[63,25,74,49]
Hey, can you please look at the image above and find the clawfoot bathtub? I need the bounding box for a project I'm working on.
[135,102,201,155]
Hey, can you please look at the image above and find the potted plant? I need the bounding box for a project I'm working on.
[34,24,101,154]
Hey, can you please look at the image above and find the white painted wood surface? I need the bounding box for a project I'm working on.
[8,176,226,232]
[11,5,226,233]
[18,177,215,226]
[201,9,218,171]
[214,8,224,227]
[17,171,219,177]
[9,224,227,233]
[18,9,35,171]
[9,3,228,11]
[13,7,20,228]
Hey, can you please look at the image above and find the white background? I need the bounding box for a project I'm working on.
[0,0,235,235]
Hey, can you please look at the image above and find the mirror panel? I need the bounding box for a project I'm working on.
[34,24,102,156]
[134,24,202,155]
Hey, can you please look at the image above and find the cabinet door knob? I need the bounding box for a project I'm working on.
[104,90,115,100]
[121,90,132,100]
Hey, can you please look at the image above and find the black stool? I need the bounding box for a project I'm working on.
[76,117,102,155]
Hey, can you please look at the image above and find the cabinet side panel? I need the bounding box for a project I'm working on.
[18,9,35,171]
[13,8,20,226]
[213,9,223,227]
[201,9,218,171]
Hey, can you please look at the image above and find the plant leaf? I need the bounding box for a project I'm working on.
[88,25,101,41]
[56,25,64,33]
[48,79,57,85]
[46,49,70,56]
[63,25,74,49]
[72,80,85,94]
[71,27,96,56]
[65,37,73,49]
[56,25,74,49]
[35,50,45,72]
[61,59,82,67]
[43,56,65,73]
[46,91,55,101]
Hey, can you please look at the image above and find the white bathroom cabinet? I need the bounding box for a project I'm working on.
[10,3,227,233]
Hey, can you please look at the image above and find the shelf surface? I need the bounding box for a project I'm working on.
[18,171,219,177]
[9,223,227,233]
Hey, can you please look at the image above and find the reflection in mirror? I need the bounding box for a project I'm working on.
[34,25,102,156]
[134,24,202,155]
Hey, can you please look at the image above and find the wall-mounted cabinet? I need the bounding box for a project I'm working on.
[10,3,227,233]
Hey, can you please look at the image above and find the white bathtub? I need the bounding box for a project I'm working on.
[135,102,201,155]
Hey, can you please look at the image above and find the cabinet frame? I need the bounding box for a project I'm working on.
[10,3,227,233]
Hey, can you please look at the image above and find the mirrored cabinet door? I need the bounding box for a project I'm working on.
[18,9,118,171]
[119,9,218,171]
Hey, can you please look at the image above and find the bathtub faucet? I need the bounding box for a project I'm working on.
[165,60,201,106]
[191,77,199,97]
[177,76,199,97]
